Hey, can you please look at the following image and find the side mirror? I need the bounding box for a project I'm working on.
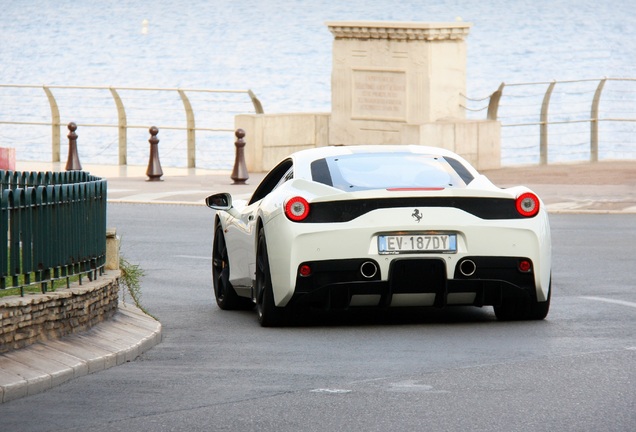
[205,193,232,210]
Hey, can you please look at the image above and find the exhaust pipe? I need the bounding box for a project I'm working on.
[360,261,378,279]
[459,259,476,277]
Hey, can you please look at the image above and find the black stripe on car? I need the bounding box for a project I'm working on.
[297,197,526,222]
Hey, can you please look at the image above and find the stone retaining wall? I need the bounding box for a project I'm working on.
[0,270,120,353]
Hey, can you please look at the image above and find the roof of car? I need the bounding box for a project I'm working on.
[288,145,479,180]
[290,145,460,161]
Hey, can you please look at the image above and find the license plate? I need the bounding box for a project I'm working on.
[378,233,456,254]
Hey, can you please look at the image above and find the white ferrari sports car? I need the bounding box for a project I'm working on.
[205,145,551,326]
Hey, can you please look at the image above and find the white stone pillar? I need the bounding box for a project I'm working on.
[327,21,501,169]
[327,21,471,145]
[235,21,501,172]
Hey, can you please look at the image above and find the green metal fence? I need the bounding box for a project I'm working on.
[0,170,107,295]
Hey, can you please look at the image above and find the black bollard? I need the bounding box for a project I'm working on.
[65,122,82,171]
[231,128,249,185]
[146,126,164,181]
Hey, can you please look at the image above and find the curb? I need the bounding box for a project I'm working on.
[0,302,162,404]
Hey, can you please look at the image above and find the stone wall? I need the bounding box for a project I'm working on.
[405,119,501,170]
[236,113,330,172]
[0,270,120,354]
[236,113,501,172]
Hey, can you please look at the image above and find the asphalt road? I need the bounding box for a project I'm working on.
[0,204,634,432]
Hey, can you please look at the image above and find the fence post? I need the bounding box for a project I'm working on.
[108,87,128,166]
[178,89,196,168]
[106,227,120,270]
[248,89,265,114]
[146,126,164,181]
[65,122,82,171]
[590,78,607,163]
[540,81,556,165]
[43,86,61,163]
[487,83,505,121]
[231,128,249,185]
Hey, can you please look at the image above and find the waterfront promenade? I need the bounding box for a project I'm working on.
[1,158,635,403]
[15,159,636,213]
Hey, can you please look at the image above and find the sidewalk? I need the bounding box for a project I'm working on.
[13,159,636,212]
[482,160,636,213]
[2,158,635,403]
[16,161,267,205]
[0,302,161,403]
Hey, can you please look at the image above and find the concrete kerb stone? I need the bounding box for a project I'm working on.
[0,368,26,402]
[27,343,89,378]
[3,349,74,388]
[0,302,162,404]
[0,356,52,400]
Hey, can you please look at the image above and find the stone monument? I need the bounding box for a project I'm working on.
[236,21,501,172]
[327,21,500,169]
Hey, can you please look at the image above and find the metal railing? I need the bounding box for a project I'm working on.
[0,170,107,295]
[463,77,636,164]
[0,84,264,169]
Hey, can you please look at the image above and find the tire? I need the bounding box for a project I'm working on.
[493,296,528,321]
[494,279,551,321]
[527,279,551,320]
[212,225,252,310]
[255,228,286,327]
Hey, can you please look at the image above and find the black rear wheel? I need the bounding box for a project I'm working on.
[255,228,286,327]
[527,279,551,320]
[213,225,252,310]
[493,296,528,321]
[494,279,551,321]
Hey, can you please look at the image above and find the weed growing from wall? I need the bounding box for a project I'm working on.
[119,255,152,317]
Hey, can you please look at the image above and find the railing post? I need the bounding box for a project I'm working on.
[590,78,607,163]
[248,89,265,114]
[231,128,249,185]
[487,83,505,121]
[146,126,164,181]
[65,122,82,171]
[540,81,556,165]
[109,87,128,165]
[178,89,196,168]
[42,86,61,163]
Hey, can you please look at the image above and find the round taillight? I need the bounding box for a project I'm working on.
[518,259,532,273]
[284,196,310,221]
[515,192,540,217]
[299,264,312,277]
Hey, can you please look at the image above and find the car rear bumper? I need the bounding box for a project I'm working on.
[264,207,551,307]
[287,256,538,310]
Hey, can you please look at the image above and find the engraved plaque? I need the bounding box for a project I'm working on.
[352,70,407,121]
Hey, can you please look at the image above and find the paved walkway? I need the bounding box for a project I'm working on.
[0,303,161,403]
[15,159,636,212]
[482,160,636,213]
[2,158,635,403]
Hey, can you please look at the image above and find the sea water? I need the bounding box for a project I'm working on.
[1,0,635,168]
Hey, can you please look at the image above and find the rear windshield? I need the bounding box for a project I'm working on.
[310,153,473,192]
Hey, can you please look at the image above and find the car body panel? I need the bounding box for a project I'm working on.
[207,145,552,319]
